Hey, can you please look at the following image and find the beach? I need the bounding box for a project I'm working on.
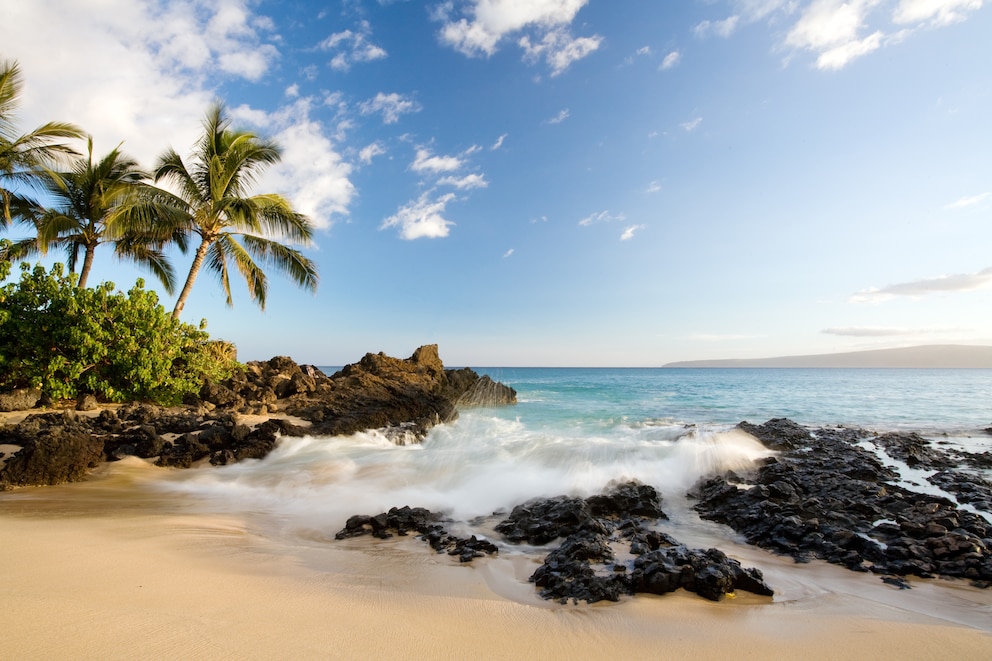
[3,459,991,660]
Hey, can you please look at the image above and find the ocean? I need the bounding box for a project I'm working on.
[157,367,992,529]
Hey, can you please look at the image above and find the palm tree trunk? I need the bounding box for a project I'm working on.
[172,238,212,319]
[77,244,96,289]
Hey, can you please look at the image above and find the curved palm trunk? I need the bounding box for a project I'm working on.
[172,238,212,319]
[77,244,97,289]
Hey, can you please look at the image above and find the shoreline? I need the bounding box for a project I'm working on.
[3,461,991,659]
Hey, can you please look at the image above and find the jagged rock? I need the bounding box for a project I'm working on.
[334,505,498,563]
[0,345,515,488]
[0,413,104,489]
[693,419,992,586]
[0,388,41,412]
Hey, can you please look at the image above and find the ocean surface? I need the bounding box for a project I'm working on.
[155,367,992,528]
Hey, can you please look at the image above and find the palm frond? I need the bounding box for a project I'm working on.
[241,234,318,293]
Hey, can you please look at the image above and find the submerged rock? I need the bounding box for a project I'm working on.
[339,482,773,605]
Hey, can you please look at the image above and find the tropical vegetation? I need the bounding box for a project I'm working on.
[0,258,238,404]
[154,103,318,319]
[0,58,320,404]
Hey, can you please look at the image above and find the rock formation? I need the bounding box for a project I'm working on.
[0,345,516,489]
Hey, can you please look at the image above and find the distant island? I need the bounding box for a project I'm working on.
[663,344,992,368]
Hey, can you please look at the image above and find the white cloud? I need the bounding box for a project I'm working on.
[435,0,601,75]
[893,0,984,26]
[503,248,515,258]
[645,181,662,193]
[547,108,570,124]
[620,224,646,241]
[636,46,653,56]
[695,15,742,38]
[318,20,388,72]
[359,142,387,165]
[438,173,489,189]
[681,117,703,131]
[945,191,990,209]
[0,0,284,171]
[491,133,508,150]
[411,148,464,174]
[784,0,884,71]
[234,99,355,229]
[359,92,422,124]
[579,210,625,226]
[519,28,603,77]
[660,50,681,70]
[381,191,457,240]
[851,266,992,303]
[689,333,760,342]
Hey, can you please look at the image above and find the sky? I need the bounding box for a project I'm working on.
[1,0,990,367]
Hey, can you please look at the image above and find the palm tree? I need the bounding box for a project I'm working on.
[11,137,187,291]
[154,102,318,319]
[0,59,82,228]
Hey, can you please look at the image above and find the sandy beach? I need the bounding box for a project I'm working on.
[2,459,991,660]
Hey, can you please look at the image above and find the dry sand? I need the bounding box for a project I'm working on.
[2,461,991,659]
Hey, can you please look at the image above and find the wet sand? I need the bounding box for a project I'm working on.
[2,461,991,660]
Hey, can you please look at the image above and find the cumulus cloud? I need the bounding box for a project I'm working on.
[0,0,285,169]
[784,0,884,70]
[319,20,388,71]
[233,98,355,229]
[945,191,990,209]
[893,0,984,26]
[359,142,387,165]
[519,28,603,77]
[0,0,357,231]
[578,210,626,226]
[381,191,457,239]
[410,147,464,174]
[434,0,601,75]
[850,266,992,303]
[695,15,741,38]
[503,248,515,258]
[546,108,570,124]
[697,0,983,71]
[359,92,422,124]
[491,133,508,150]
[438,173,489,189]
[620,224,646,241]
[660,50,682,70]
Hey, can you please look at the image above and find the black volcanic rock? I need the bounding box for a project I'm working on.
[0,345,516,488]
[693,419,992,587]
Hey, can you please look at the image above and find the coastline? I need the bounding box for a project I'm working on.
[3,461,991,660]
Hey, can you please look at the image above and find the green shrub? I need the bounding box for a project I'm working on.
[0,257,239,404]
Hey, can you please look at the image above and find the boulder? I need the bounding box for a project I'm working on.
[0,388,41,412]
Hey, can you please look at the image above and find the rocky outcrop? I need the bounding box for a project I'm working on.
[335,506,499,563]
[337,482,774,604]
[0,388,41,412]
[692,419,992,587]
[0,413,104,488]
[0,345,516,489]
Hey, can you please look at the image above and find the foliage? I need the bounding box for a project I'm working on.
[154,102,318,319]
[8,136,189,291]
[0,59,83,227]
[0,256,239,404]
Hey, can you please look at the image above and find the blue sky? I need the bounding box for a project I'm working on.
[2,0,990,366]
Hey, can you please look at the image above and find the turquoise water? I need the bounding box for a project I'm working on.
[474,367,992,433]
[163,366,991,542]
